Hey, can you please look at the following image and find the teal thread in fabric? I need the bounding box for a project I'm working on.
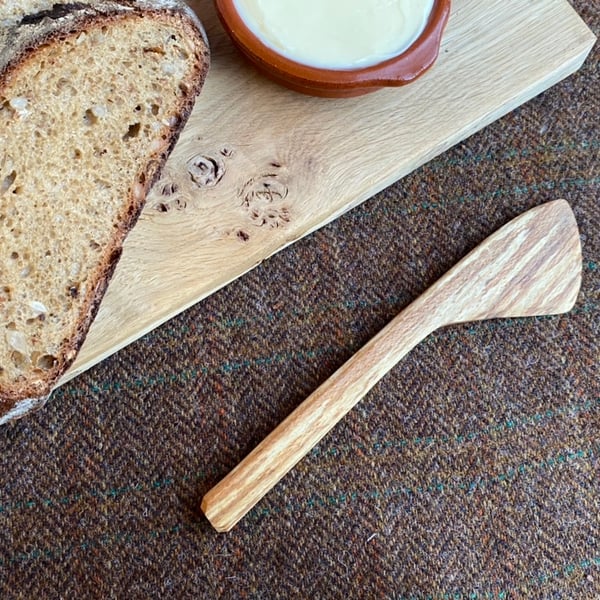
[390,592,509,600]
[530,554,600,586]
[2,458,598,579]
[389,176,600,217]
[0,520,201,567]
[53,346,339,399]
[0,404,597,519]
[0,471,217,516]
[221,346,334,374]
[53,299,597,401]
[311,396,600,461]
[426,139,599,172]
[249,443,598,521]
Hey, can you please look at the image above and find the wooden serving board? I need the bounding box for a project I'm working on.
[63,0,596,384]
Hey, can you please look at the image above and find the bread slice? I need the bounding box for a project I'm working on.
[0,0,209,421]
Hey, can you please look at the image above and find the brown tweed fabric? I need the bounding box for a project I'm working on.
[1,2,598,598]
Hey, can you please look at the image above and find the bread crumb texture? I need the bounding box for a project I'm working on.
[0,11,204,396]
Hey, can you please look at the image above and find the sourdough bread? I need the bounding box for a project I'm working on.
[0,0,210,421]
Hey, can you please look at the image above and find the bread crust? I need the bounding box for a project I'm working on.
[0,1,210,419]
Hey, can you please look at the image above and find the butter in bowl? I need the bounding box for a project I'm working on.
[214,0,451,97]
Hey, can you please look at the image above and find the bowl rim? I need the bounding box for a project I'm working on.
[214,0,452,89]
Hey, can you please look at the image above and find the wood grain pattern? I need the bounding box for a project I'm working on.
[61,0,595,384]
[201,199,583,531]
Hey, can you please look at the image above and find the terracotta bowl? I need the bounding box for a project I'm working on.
[214,0,452,98]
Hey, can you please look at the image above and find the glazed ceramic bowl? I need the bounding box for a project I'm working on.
[214,0,451,98]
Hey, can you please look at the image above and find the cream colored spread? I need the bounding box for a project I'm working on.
[233,0,435,70]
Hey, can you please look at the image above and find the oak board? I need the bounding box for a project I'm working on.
[62,0,596,384]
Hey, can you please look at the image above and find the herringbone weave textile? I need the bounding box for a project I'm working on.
[1,1,598,598]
